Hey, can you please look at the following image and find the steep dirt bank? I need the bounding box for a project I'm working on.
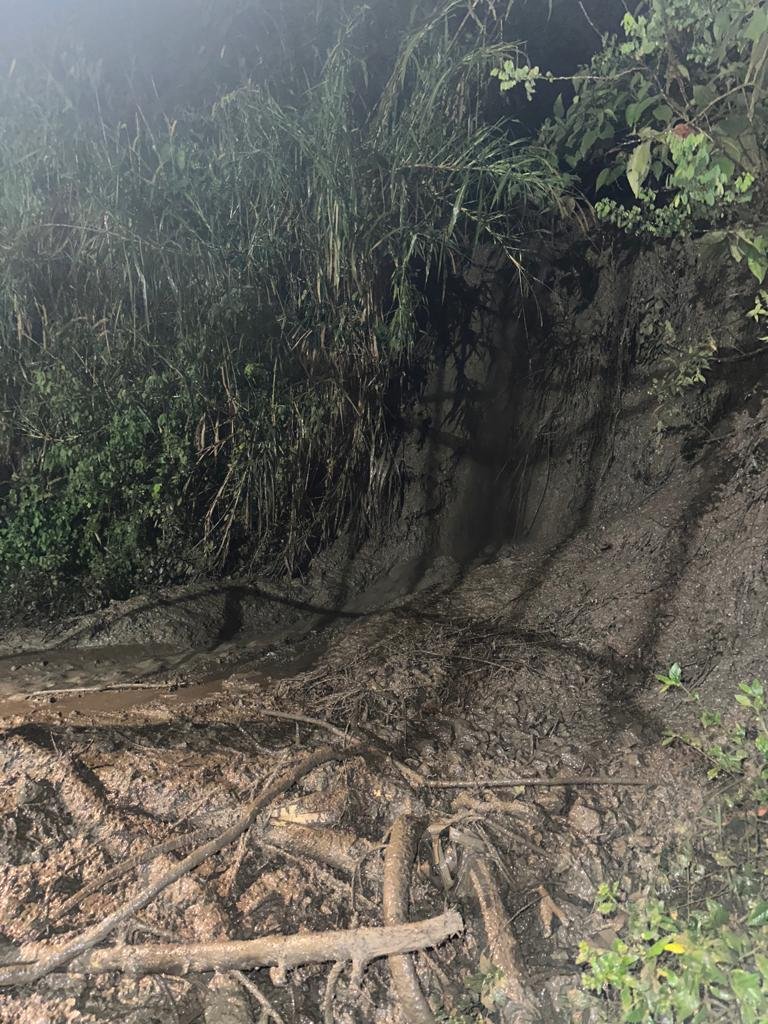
[0,239,766,1022]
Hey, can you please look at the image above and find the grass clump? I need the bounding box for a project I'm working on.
[0,1,568,610]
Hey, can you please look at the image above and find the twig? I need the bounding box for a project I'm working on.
[423,775,659,790]
[50,826,216,923]
[9,680,174,701]
[258,708,426,788]
[383,815,435,1024]
[0,745,355,987]
[6,912,463,978]
[323,961,346,1024]
[233,970,286,1024]
[258,709,353,743]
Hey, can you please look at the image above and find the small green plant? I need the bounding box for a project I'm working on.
[493,0,768,405]
[580,895,768,1023]
[436,957,508,1023]
[595,881,622,916]
[579,671,768,1022]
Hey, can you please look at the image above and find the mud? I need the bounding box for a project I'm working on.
[0,241,766,1022]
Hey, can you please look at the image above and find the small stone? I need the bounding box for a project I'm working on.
[15,776,44,805]
[567,800,601,835]
[534,788,567,815]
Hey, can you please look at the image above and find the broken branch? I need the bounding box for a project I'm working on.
[0,745,356,987]
[6,912,463,979]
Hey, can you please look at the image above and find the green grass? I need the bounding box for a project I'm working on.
[0,1,568,609]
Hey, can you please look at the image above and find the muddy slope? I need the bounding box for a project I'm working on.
[0,238,766,1024]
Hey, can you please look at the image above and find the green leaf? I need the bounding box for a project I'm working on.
[730,969,761,1005]
[653,103,673,124]
[627,140,652,197]
[580,128,600,159]
[746,900,768,927]
[748,256,768,284]
[626,95,658,127]
[744,7,768,43]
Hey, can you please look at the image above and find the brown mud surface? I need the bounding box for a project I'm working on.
[1,376,767,1023]
[2,240,768,1022]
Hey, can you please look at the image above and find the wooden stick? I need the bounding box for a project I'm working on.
[6,912,463,978]
[383,815,435,1024]
[423,775,659,789]
[0,745,355,987]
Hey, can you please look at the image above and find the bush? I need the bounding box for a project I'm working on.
[579,671,768,1023]
[0,0,568,609]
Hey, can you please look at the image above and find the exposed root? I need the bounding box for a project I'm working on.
[258,708,426,788]
[5,912,462,977]
[0,745,357,987]
[323,961,346,1024]
[383,815,436,1024]
[460,854,536,1019]
[233,969,286,1024]
[50,825,216,923]
[265,822,373,875]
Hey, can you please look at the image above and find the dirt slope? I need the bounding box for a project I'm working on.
[0,240,766,1022]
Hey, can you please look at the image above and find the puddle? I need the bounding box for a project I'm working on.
[0,643,185,700]
[0,636,326,722]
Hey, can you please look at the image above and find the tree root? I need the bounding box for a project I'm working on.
[460,854,536,1020]
[50,826,216,923]
[232,969,286,1024]
[4,912,462,978]
[265,822,373,875]
[0,745,357,987]
[383,815,435,1024]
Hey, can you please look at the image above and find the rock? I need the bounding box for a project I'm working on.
[14,776,44,806]
[567,800,601,835]
[534,788,567,815]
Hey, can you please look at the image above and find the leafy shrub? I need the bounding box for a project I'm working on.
[493,0,768,399]
[579,671,768,1023]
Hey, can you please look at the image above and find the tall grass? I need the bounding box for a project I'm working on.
[0,0,568,609]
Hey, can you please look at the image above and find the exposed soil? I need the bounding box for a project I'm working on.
[1,243,767,1023]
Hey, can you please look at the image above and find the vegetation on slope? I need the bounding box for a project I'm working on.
[0,0,567,609]
[0,0,766,615]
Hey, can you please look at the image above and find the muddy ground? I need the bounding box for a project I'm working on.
[1,352,767,1023]
[1,238,767,1023]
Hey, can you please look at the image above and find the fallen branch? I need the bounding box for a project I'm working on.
[0,745,355,987]
[6,912,462,978]
[423,775,660,789]
[461,854,536,1019]
[383,815,435,1024]
[258,709,426,787]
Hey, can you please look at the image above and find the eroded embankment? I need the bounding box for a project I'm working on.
[0,241,767,1023]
